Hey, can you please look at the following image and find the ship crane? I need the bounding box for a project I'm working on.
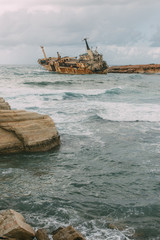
[83,38,94,59]
[40,46,47,59]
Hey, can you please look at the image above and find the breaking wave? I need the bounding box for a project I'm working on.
[24,80,73,86]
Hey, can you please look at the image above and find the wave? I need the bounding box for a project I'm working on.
[24,80,72,86]
[88,114,160,123]
[85,102,160,123]
[24,81,51,86]
[104,88,123,95]
[63,92,85,100]
[62,88,124,100]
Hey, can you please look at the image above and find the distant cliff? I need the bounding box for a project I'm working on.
[108,64,160,73]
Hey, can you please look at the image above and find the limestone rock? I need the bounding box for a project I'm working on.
[0,98,11,110]
[0,110,60,154]
[108,63,160,74]
[35,229,50,240]
[52,225,85,240]
[0,209,35,240]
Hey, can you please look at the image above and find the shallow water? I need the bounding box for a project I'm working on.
[0,65,160,239]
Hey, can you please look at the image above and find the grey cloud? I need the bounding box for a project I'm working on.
[30,0,160,6]
[0,2,145,48]
[150,26,160,47]
[0,0,160,64]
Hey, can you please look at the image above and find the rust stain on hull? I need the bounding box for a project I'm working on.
[38,39,108,74]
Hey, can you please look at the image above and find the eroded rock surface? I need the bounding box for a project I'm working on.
[0,109,60,154]
[0,209,35,240]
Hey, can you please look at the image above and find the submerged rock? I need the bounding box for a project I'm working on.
[0,209,35,240]
[52,225,85,240]
[0,109,60,154]
[0,98,11,110]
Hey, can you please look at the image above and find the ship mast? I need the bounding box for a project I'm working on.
[40,46,47,59]
[83,38,94,59]
[84,38,90,50]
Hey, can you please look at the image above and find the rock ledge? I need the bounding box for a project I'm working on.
[108,63,160,73]
[0,98,60,154]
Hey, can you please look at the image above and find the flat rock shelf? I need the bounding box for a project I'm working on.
[108,64,160,73]
[0,98,60,154]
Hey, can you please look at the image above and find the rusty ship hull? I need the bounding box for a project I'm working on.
[39,61,108,74]
[38,39,108,74]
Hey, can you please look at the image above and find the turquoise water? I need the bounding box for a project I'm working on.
[0,65,160,239]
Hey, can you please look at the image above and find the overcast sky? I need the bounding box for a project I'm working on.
[0,0,160,65]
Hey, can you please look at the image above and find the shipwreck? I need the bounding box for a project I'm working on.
[38,39,108,74]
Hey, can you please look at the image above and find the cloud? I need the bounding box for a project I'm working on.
[104,45,160,65]
[150,26,160,47]
[0,2,144,47]
[0,0,160,64]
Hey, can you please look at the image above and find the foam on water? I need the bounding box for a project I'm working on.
[97,102,160,122]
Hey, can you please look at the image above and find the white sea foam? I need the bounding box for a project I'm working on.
[2,168,13,175]
[97,102,160,122]
[79,219,132,240]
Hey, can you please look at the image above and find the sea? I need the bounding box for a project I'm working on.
[0,65,160,240]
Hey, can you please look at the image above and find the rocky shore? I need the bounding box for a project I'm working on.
[0,209,85,240]
[0,98,11,110]
[108,63,160,73]
[0,98,60,154]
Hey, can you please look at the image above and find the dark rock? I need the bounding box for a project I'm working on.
[35,229,50,240]
[52,227,64,236]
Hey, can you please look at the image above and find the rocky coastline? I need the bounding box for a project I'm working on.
[108,63,160,73]
[0,209,85,240]
[0,98,60,154]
